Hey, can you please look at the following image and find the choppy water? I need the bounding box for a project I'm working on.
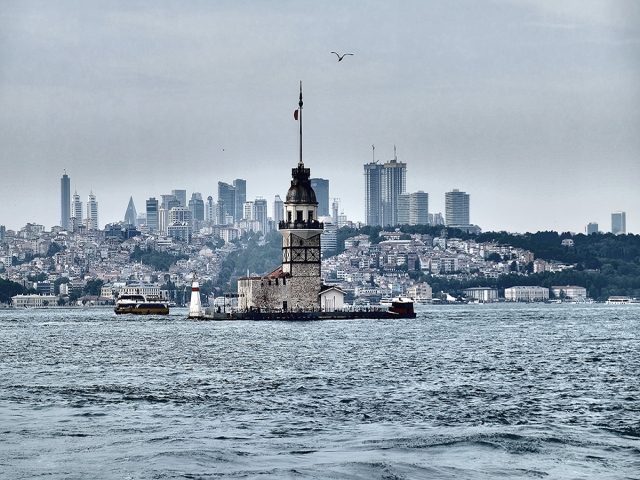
[1,304,639,479]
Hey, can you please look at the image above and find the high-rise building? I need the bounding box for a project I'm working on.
[87,192,98,230]
[216,200,227,225]
[310,178,329,217]
[332,199,339,224]
[205,196,216,222]
[61,172,70,230]
[171,190,187,207]
[233,179,246,223]
[146,198,159,232]
[218,182,236,223]
[253,197,268,234]
[188,192,204,221]
[381,156,407,227]
[445,189,470,226]
[397,193,410,225]
[169,206,192,225]
[272,195,284,223]
[364,162,384,226]
[431,212,445,225]
[611,211,626,235]
[320,218,337,257]
[0,225,5,241]
[124,197,137,225]
[587,222,599,235]
[71,191,82,223]
[410,191,429,225]
[243,201,254,220]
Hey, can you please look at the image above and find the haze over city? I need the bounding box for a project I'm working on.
[1,1,638,233]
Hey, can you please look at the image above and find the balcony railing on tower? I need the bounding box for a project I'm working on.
[278,220,324,230]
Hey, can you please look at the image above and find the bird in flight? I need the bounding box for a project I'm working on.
[331,52,353,62]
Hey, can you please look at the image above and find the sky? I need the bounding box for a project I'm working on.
[0,0,639,234]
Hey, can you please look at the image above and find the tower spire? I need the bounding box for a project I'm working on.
[298,81,303,167]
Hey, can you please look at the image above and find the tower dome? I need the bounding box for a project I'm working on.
[285,165,317,204]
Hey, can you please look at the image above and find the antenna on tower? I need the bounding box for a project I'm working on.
[394,145,397,161]
[298,81,303,168]
[372,144,375,163]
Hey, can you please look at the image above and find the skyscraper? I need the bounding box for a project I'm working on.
[233,179,246,223]
[611,211,626,235]
[71,191,82,222]
[409,191,429,226]
[146,197,159,232]
[381,156,407,227]
[397,193,410,225]
[445,189,470,226]
[86,192,98,230]
[364,162,384,226]
[253,197,268,234]
[188,192,204,221]
[218,182,236,223]
[171,190,187,207]
[272,195,284,223]
[243,201,254,220]
[124,197,137,225]
[310,178,329,217]
[587,222,599,235]
[205,196,216,222]
[61,172,70,230]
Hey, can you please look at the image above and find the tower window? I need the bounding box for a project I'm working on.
[308,211,313,222]
[297,211,303,221]
[288,211,292,222]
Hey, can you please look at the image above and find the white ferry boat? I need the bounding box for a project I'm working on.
[605,296,639,305]
[114,293,170,315]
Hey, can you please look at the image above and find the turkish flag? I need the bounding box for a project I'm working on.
[294,110,298,120]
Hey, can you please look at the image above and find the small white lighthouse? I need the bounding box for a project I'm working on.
[188,270,203,318]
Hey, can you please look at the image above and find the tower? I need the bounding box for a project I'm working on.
[445,189,470,227]
[61,172,70,230]
[218,182,236,223]
[310,178,329,217]
[171,190,187,207]
[86,191,98,230]
[272,195,284,223]
[146,197,159,232]
[233,179,246,222]
[188,271,203,318]
[364,160,384,227]
[254,197,268,234]
[71,191,82,223]
[611,211,626,235]
[381,148,407,227]
[124,197,137,225]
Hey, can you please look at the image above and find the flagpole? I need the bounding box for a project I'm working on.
[299,81,303,167]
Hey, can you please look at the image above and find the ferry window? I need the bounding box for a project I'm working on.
[296,210,303,221]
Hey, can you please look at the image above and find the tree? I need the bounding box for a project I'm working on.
[54,277,70,295]
[510,261,518,272]
[487,253,502,262]
[84,279,104,296]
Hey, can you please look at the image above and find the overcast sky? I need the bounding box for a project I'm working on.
[1,1,638,233]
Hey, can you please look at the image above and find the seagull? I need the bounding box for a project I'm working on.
[331,52,353,62]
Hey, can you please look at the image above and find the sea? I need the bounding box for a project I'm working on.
[0,304,638,479]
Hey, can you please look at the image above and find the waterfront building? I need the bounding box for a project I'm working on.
[12,294,58,308]
[253,197,268,234]
[364,162,385,226]
[463,287,498,302]
[407,283,433,303]
[171,190,187,207]
[205,196,216,222]
[410,191,429,226]
[445,189,470,226]
[273,195,284,223]
[552,285,587,301]
[124,197,137,225]
[87,192,98,230]
[218,182,236,223]
[188,193,205,222]
[504,286,549,302]
[146,198,159,232]
[71,191,82,224]
[61,172,70,230]
[310,178,329,217]
[233,179,246,223]
[611,211,626,235]
[587,222,599,235]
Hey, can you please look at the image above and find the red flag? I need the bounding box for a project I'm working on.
[294,110,298,120]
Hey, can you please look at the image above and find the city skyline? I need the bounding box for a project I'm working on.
[0,2,638,233]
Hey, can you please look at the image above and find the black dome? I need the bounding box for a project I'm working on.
[285,165,317,205]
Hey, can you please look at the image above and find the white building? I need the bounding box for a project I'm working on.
[12,294,58,307]
[407,283,433,303]
[463,287,498,302]
[504,286,549,302]
[552,285,587,301]
[87,192,99,230]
